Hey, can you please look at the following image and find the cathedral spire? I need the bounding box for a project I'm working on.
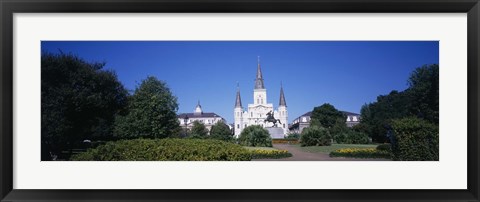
[254,56,265,89]
[235,82,242,108]
[279,82,286,107]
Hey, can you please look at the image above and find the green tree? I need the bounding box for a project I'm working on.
[41,52,128,160]
[238,125,272,147]
[310,103,345,129]
[359,90,410,142]
[114,76,180,139]
[209,121,233,142]
[407,64,439,124]
[358,64,438,143]
[189,121,209,138]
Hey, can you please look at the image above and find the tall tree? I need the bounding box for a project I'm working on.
[407,64,439,124]
[358,64,439,143]
[238,125,272,147]
[310,103,345,129]
[114,76,180,139]
[41,52,128,160]
[209,121,233,142]
[359,90,410,142]
[189,121,209,138]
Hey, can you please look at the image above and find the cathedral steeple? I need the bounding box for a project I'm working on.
[235,83,242,108]
[279,82,287,106]
[254,56,265,89]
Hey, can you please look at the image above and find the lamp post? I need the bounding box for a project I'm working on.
[183,115,189,138]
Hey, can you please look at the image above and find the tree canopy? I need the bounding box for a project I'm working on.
[310,103,345,129]
[357,64,439,143]
[41,52,128,160]
[238,125,272,147]
[114,76,180,139]
[209,121,233,142]
[189,121,209,138]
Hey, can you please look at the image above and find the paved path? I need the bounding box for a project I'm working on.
[254,144,390,161]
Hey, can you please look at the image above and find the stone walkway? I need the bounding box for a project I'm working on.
[254,144,390,161]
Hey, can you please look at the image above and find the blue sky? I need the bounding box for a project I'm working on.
[42,41,439,123]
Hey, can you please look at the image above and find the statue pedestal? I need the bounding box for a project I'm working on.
[266,127,284,139]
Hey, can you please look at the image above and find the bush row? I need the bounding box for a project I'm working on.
[329,148,390,159]
[71,138,252,161]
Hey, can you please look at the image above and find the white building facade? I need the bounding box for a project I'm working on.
[178,101,226,132]
[233,58,288,138]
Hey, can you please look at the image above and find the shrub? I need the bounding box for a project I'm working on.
[376,144,391,152]
[238,125,272,147]
[71,138,251,161]
[333,130,369,144]
[248,149,292,159]
[330,148,390,159]
[285,133,300,140]
[346,131,369,144]
[390,117,439,161]
[300,126,332,147]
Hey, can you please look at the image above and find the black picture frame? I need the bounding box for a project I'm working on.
[1,0,479,201]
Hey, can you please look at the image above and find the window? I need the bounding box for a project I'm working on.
[283,123,285,128]
[237,124,239,129]
[251,112,253,117]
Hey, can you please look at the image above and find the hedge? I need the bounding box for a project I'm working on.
[71,138,252,161]
[391,117,439,161]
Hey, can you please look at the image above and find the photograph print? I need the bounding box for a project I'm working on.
[41,41,439,161]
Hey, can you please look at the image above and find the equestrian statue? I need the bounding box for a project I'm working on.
[264,110,282,127]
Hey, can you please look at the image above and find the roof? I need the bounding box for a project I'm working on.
[342,111,360,116]
[177,112,223,119]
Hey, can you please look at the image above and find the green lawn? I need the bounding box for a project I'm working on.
[293,144,378,154]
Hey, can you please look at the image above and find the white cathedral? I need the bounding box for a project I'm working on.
[233,58,288,138]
